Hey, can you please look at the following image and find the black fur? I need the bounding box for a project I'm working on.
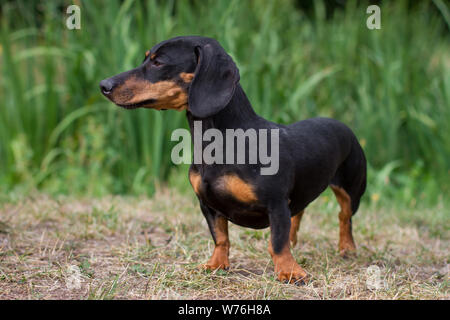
[100,36,367,259]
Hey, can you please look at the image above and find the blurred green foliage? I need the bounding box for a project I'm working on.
[0,0,449,207]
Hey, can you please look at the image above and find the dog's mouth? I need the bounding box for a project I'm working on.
[117,98,157,109]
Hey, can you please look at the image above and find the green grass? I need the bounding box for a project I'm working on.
[0,190,447,299]
[0,0,449,208]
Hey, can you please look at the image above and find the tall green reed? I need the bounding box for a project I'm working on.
[0,0,448,205]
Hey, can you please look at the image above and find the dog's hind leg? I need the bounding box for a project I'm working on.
[289,210,304,247]
[330,185,356,256]
[330,141,366,256]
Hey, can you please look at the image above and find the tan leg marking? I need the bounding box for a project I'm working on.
[268,240,307,283]
[220,174,257,203]
[202,216,230,270]
[330,185,356,256]
[289,210,304,247]
[189,171,201,195]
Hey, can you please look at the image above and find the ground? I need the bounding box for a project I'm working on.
[0,189,448,300]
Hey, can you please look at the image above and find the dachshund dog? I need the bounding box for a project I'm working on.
[100,36,367,283]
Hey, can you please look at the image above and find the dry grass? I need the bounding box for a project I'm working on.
[0,189,448,300]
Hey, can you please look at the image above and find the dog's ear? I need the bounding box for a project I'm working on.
[188,42,240,118]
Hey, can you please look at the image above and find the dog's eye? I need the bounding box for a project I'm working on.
[152,59,163,67]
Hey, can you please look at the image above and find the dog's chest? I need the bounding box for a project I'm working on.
[189,169,257,203]
[188,168,269,228]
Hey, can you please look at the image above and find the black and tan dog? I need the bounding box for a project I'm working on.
[100,36,366,283]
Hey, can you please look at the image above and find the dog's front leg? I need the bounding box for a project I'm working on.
[199,202,230,271]
[268,202,308,283]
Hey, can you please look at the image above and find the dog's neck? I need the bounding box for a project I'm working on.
[186,84,262,133]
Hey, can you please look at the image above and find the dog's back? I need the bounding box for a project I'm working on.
[285,117,366,214]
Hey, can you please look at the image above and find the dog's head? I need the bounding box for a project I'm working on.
[100,36,240,118]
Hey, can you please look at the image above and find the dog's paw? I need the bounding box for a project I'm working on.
[199,262,230,271]
[276,265,308,285]
[339,241,357,258]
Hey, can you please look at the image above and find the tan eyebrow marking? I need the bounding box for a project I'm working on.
[145,50,150,57]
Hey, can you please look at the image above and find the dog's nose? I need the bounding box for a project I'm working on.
[99,79,114,96]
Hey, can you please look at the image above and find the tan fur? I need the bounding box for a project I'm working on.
[145,50,150,57]
[330,185,356,255]
[189,171,201,195]
[268,241,307,283]
[289,210,304,247]
[111,77,188,111]
[180,72,194,83]
[202,216,230,270]
[220,174,257,203]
